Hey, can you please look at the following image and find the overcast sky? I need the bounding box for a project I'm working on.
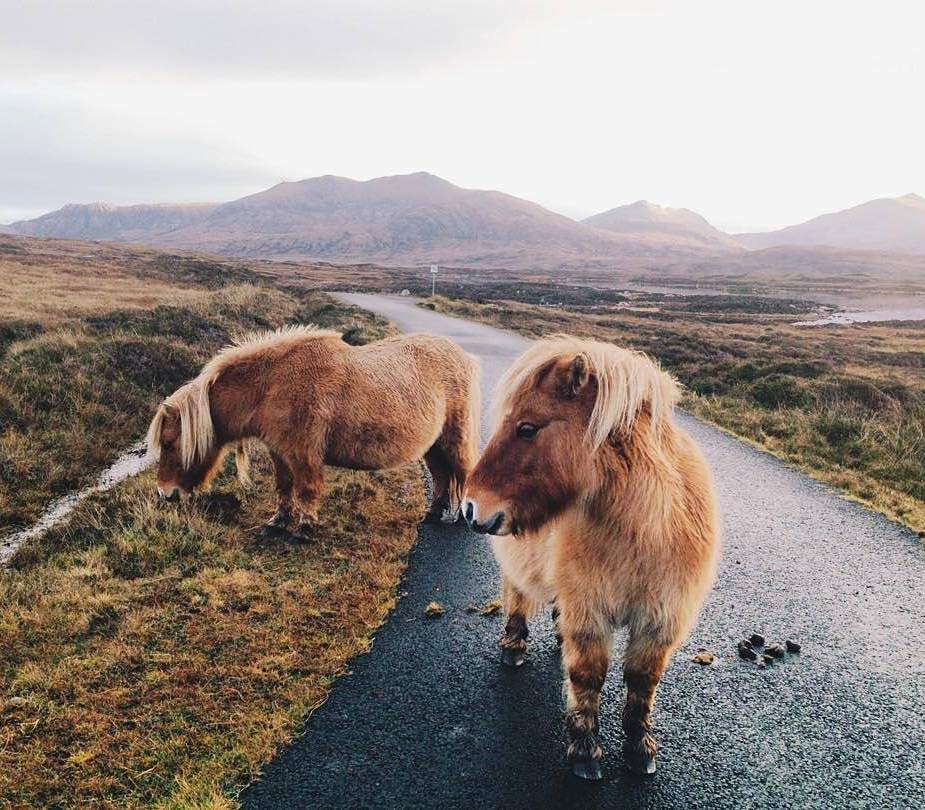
[2,0,923,230]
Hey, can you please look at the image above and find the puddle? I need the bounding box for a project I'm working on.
[794,306,925,326]
[0,440,153,566]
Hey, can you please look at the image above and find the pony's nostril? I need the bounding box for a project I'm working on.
[464,501,474,524]
[165,489,180,503]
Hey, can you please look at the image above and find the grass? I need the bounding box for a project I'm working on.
[1,458,423,808]
[1,235,421,807]
[425,294,925,536]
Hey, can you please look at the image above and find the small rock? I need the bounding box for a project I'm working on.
[692,651,715,665]
[479,599,502,615]
[762,653,774,665]
[424,601,445,618]
[737,641,757,661]
[786,640,801,654]
[765,643,786,659]
[749,633,765,647]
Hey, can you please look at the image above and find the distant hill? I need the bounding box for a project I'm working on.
[737,193,925,254]
[10,202,218,242]
[583,200,740,251]
[6,173,739,270]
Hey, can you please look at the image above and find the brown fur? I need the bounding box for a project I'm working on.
[464,336,719,776]
[148,326,481,535]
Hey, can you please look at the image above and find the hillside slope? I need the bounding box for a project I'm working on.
[583,199,740,250]
[737,193,925,254]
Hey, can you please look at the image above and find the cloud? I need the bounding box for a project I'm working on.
[0,90,276,219]
[0,0,557,80]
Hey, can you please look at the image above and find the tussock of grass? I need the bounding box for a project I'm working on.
[428,295,925,535]
[1,455,424,807]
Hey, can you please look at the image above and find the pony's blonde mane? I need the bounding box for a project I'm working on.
[493,336,680,450]
[146,324,340,467]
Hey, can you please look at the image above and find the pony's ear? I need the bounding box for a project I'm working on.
[567,354,590,398]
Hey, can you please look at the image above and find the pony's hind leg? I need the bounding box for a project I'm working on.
[621,631,673,775]
[260,451,295,540]
[559,601,613,780]
[289,459,325,543]
[440,386,479,522]
[423,445,451,524]
[500,576,535,667]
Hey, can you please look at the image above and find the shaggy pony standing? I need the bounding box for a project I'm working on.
[463,336,719,779]
[147,325,480,540]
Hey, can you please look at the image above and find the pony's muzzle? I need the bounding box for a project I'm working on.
[158,485,180,502]
[463,498,507,535]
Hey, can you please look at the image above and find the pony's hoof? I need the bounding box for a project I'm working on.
[501,647,526,667]
[571,759,603,781]
[259,523,290,541]
[288,525,316,544]
[625,752,657,776]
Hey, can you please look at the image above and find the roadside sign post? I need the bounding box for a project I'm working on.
[430,264,438,297]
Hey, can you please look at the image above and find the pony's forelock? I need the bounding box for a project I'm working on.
[145,405,166,461]
[493,336,680,450]
[146,380,215,468]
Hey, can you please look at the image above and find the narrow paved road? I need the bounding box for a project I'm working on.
[243,294,925,809]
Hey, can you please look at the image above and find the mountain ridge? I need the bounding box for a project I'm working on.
[9,177,925,267]
[6,173,739,269]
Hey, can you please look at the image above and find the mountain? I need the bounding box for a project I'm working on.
[583,200,740,251]
[10,201,218,242]
[6,173,739,269]
[737,193,925,254]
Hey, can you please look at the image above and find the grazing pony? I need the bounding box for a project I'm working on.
[463,336,719,779]
[147,326,480,540]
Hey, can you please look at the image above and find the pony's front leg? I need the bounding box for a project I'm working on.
[289,461,325,543]
[499,576,535,667]
[259,452,294,540]
[622,632,672,775]
[560,604,613,781]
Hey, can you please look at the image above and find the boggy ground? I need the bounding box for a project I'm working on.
[0,235,424,807]
[426,293,925,536]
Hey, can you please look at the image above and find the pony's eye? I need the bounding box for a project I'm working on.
[516,422,539,440]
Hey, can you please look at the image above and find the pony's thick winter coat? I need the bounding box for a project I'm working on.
[148,326,480,535]
[464,336,719,778]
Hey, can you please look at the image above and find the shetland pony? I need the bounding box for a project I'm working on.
[147,326,480,540]
[463,336,719,779]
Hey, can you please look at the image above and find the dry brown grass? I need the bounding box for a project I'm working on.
[1,456,424,808]
[428,295,925,536]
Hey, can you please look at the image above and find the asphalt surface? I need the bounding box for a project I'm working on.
[242,294,925,809]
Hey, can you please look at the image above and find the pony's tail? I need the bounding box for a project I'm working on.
[234,440,253,488]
